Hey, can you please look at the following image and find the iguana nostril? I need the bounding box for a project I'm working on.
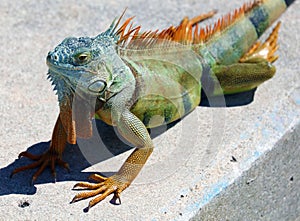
[47,52,58,61]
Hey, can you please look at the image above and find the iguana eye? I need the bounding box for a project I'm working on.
[74,52,91,65]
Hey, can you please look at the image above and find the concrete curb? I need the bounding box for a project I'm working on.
[192,123,300,221]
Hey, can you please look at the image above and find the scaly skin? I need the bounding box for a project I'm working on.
[11,0,295,211]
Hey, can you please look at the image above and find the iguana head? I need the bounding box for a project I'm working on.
[46,32,131,138]
[46,15,138,108]
[46,35,116,101]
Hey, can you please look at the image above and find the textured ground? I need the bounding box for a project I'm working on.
[0,0,299,220]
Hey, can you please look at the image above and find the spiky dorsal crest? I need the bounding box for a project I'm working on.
[111,0,263,48]
[195,0,264,43]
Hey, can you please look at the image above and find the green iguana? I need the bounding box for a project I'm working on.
[11,0,295,211]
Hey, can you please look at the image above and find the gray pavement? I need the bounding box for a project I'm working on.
[0,0,299,220]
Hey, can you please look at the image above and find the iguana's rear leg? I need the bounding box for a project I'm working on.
[71,109,153,211]
[210,22,280,95]
[239,22,281,63]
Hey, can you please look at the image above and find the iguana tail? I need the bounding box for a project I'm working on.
[200,0,295,65]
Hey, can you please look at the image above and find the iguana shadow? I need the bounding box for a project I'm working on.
[0,88,255,196]
[0,117,180,196]
[0,120,131,196]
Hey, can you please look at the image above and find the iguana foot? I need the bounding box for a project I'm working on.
[10,150,70,183]
[71,174,130,211]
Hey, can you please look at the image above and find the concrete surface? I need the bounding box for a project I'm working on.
[192,123,300,221]
[0,0,299,220]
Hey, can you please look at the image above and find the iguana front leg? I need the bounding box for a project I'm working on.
[11,99,75,183]
[71,109,153,211]
[10,114,71,182]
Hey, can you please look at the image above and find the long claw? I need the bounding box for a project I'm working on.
[57,159,70,172]
[71,185,107,203]
[73,182,105,190]
[10,160,42,178]
[88,174,107,182]
[11,150,69,183]
[114,191,122,204]
[51,158,56,178]
[18,151,42,160]
[32,161,48,182]
[88,188,115,209]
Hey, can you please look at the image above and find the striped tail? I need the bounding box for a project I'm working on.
[201,0,295,65]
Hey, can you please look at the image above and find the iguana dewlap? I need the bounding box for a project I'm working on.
[11,0,295,211]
